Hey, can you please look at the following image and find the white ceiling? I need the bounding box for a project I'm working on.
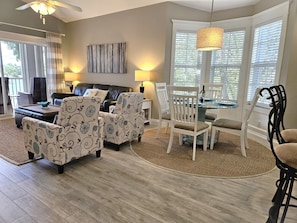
[20,0,262,23]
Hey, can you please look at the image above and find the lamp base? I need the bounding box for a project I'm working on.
[140,86,144,93]
[69,84,74,92]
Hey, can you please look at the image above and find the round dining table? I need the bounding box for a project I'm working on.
[197,99,238,121]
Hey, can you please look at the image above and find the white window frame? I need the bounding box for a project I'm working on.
[246,3,288,108]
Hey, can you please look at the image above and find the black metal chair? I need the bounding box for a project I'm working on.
[260,85,297,223]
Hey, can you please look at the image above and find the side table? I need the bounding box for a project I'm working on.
[142,99,152,124]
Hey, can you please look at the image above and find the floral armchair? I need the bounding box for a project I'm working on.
[99,92,145,150]
[23,96,104,173]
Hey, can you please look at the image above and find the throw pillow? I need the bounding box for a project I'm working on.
[96,89,109,102]
[83,89,99,97]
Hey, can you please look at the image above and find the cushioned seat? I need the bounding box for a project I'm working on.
[275,143,297,169]
[211,118,242,130]
[210,88,261,157]
[281,129,297,143]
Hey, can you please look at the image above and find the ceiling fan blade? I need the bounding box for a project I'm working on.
[51,1,82,12]
[16,2,39,11]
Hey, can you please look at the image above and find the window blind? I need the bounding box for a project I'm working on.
[248,19,283,104]
[173,31,203,87]
[210,30,245,100]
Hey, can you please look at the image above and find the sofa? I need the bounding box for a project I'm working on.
[51,83,133,112]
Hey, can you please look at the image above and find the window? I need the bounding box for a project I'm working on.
[0,31,47,114]
[1,41,47,95]
[210,30,245,100]
[171,2,287,106]
[247,19,283,104]
[173,31,203,87]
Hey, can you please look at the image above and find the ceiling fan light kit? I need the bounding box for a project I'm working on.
[31,2,55,24]
[16,0,82,25]
[31,2,55,15]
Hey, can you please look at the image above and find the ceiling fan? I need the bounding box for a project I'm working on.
[16,0,82,24]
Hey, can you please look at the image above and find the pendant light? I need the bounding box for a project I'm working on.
[196,0,224,51]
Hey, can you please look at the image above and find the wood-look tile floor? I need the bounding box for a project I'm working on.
[0,126,297,223]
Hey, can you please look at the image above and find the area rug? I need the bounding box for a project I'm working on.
[131,128,276,178]
[0,118,39,165]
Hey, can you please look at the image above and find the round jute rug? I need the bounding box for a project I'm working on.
[131,128,276,178]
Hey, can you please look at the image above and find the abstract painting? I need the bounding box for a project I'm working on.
[87,42,127,73]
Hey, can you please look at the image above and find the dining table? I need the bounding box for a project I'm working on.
[197,98,238,120]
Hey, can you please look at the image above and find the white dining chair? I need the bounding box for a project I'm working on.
[154,82,171,138]
[167,86,209,161]
[210,88,261,157]
[203,83,224,122]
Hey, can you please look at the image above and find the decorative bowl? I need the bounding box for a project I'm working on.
[38,101,50,108]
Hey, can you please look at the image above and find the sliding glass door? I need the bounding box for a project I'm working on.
[0,39,47,115]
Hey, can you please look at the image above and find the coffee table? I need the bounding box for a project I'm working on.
[15,104,60,128]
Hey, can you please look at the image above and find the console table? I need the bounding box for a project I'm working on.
[15,104,60,128]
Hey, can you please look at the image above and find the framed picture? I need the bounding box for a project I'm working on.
[87,42,127,73]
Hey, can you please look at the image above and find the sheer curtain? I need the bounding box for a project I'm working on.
[46,33,64,100]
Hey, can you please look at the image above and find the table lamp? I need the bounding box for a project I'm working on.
[64,72,78,92]
[135,70,150,93]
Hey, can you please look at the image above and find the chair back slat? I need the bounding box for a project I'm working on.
[203,83,223,100]
[168,86,199,129]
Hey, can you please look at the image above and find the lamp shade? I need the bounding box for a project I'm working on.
[135,70,150,82]
[64,72,78,82]
[196,27,224,51]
